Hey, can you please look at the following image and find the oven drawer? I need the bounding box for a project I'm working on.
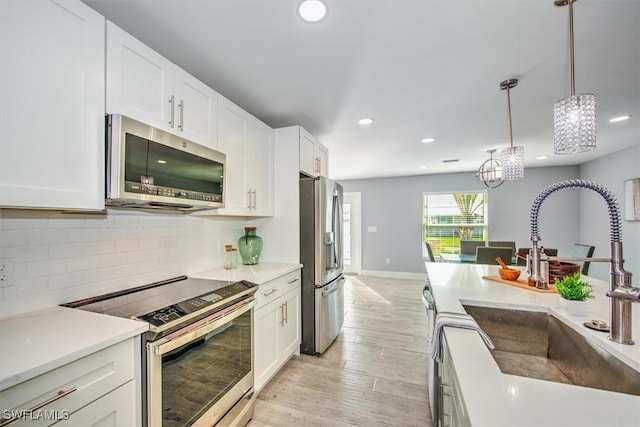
[254,270,301,310]
[0,339,135,427]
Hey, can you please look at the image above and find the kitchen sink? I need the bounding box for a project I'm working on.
[463,305,640,396]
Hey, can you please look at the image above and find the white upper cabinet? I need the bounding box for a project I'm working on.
[214,96,273,217]
[0,0,105,210]
[246,115,274,216]
[106,21,218,149]
[299,127,328,177]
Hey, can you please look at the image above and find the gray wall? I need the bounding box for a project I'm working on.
[578,145,640,280]
[340,165,580,275]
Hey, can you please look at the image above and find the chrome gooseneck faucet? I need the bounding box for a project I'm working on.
[528,179,639,344]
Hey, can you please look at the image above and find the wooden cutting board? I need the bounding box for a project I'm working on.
[482,275,558,293]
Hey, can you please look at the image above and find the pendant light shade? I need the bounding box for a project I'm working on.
[554,94,596,153]
[502,145,525,180]
[475,149,504,188]
[499,78,525,180]
[553,0,596,154]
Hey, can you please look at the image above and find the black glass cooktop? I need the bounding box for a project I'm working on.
[62,276,257,330]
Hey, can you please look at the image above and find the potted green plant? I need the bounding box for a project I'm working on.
[554,272,594,315]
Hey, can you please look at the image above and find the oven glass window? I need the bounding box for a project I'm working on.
[124,133,223,195]
[161,310,252,427]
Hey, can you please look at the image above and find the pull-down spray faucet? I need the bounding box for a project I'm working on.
[528,180,639,344]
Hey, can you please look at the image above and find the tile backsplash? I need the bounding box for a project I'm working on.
[0,209,247,319]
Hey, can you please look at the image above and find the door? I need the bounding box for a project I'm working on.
[315,178,343,287]
[314,275,345,354]
[174,70,218,149]
[106,21,174,130]
[1,0,105,210]
[343,192,362,274]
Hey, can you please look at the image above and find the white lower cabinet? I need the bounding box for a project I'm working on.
[439,336,470,427]
[0,338,139,427]
[254,270,301,392]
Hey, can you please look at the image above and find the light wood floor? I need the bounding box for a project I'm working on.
[248,275,432,427]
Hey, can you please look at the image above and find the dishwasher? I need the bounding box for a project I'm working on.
[422,277,439,426]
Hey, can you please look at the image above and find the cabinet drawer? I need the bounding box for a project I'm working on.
[55,380,136,427]
[0,339,135,427]
[254,270,301,310]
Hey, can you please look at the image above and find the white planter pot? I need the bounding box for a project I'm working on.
[565,299,586,316]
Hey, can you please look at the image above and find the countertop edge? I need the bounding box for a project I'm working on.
[191,262,303,284]
[0,307,147,392]
[425,262,640,427]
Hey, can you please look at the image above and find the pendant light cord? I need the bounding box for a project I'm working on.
[507,86,514,149]
[568,0,575,96]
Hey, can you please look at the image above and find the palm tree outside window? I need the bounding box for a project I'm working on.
[422,191,488,258]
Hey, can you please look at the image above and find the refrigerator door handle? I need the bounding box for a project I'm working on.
[331,192,342,270]
[321,276,345,297]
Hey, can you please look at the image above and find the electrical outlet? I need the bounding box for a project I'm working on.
[0,259,15,287]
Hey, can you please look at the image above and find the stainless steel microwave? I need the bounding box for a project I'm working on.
[105,114,225,211]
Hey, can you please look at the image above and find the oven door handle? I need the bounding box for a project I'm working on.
[149,300,254,356]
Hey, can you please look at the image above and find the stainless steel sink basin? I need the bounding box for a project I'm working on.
[463,305,640,396]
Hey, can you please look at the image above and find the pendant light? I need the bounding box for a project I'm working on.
[500,79,524,180]
[475,149,504,188]
[553,0,596,154]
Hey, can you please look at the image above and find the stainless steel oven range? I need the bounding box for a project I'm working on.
[62,276,257,427]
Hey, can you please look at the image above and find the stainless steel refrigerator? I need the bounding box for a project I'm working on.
[299,175,345,355]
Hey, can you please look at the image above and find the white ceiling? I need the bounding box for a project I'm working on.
[83,0,640,181]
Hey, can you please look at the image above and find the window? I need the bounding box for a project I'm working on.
[423,191,488,257]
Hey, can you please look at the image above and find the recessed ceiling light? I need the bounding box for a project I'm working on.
[297,0,327,23]
[609,115,631,123]
[358,118,374,125]
[421,138,435,143]
[419,165,427,169]
[536,156,548,160]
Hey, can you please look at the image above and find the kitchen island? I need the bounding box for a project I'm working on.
[425,262,640,427]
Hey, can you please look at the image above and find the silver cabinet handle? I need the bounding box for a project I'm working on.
[287,277,300,284]
[247,189,252,209]
[280,303,285,327]
[263,288,278,297]
[168,95,175,128]
[178,99,184,131]
[283,300,288,324]
[0,387,77,427]
[252,189,257,209]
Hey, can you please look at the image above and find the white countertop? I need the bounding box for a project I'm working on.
[425,262,640,427]
[191,262,302,284]
[0,263,299,393]
[0,306,147,391]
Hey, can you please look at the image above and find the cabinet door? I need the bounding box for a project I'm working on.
[254,300,280,392]
[0,0,105,210]
[106,21,174,130]
[280,287,301,359]
[174,69,218,149]
[246,116,274,216]
[217,96,248,214]
[299,127,317,177]
[316,142,329,177]
[60,381,136,427]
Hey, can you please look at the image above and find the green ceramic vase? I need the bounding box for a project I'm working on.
[238,226,263,265]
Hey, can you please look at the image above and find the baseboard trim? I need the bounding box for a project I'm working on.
[359,270,426,280]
